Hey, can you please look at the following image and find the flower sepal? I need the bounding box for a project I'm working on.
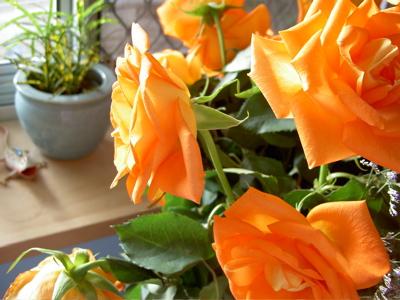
[83,271,123,298]
[53,270,77,300]
[6,248,123,300]
[179,2,242,17]
[7,247,74,274]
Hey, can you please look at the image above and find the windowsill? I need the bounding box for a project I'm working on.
[0,119,159,264]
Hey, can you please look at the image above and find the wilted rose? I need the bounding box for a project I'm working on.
[249,0,400,172]
[4,249,123,300]
[110,23,205,204]
[213,188,390,299]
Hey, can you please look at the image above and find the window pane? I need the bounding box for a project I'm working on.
[0,1,55,59]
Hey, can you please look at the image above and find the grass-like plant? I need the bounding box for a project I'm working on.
[0,0,117,95]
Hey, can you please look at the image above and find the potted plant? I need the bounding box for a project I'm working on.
[0,0,117,160]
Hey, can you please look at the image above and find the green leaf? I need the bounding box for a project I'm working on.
[240,156,297,197]
[142,282,178,300]
[107,257,156,284]
[52,270,77,300]
[327,178,366,202]
[260,131,299,148]
[180,262,209,288]
[327,177,383,213]
[202,179,220,206]
[199,276,230,300]
[368,196,383,214]
[236,92,296,134]
[85,271,122,297]
[284,190,327,211]
[193,104,246,130]
[162,194,202,221]
[113,212,214,275]
[124,284,142,300]
[223,46,251,72]
[225,167,279,196]
[192,79,239,103]
[235,85,260,99]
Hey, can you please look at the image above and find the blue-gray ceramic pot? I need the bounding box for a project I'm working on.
[14,63,116,160]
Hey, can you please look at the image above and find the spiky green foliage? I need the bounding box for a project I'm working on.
[0,0,117,95]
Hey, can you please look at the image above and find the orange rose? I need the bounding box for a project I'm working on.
[187,4,271,71]
[249,0,400,173]
[4,249,123,300]
[153,49,202,85]
[296,0,312,22]
[110,23,205,204]
[213,188,390,299]
[156,0,245,47]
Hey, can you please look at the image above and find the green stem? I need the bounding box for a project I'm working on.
[211,9,226,68]
[319,184,342,193]
[318,164,329,187]
[199,130,235,205]
[202,259,219,299]
[296,191,316,212]
[207,203,228,228]
[326,172,354,182]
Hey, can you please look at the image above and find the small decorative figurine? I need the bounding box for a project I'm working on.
[0,125,46,185]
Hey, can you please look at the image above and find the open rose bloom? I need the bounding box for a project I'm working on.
[250,0,400,172]
[110,23,205,204]
[213,188,391,299]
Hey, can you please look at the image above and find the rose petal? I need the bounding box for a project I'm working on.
[249,35,301,118]
[224,257,265,287]
[268,221,349,275]
[319,0,355,68]
[149,99,205,203]
[330,79,385,128]
[307,200,391,289]
[224,187,309,232]
[280,11,327,59]
[347,0,380,28]
[290,30,355,121]
[296,0,313,22]
[131,23,150,53]
[246,239,323,281]
[246,272,313,300]
[343,118,400,173]
[297,242,358,299]
[213,215,265,247]
[288,90,356,168]
[364,8,400,39]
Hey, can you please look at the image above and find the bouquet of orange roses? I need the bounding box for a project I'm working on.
[4,0,400,299]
